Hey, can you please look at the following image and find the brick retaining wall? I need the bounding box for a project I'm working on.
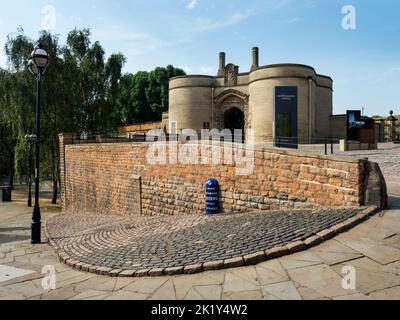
[59,133,387,216]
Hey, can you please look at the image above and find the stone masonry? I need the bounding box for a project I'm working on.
[59,134,387,216]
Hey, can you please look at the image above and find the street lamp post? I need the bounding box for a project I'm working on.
[28,42,50,244]
[24,134,35,207]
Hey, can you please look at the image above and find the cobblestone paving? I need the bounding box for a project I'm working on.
[46,208,363,271]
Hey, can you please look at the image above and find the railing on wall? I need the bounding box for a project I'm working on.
[69,134,147,144]
[67,133,343,156]
[375,122,400,142]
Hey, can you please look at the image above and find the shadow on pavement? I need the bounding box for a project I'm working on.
[0,227,30,232]
[0,234,31,244]
[388,195,400,209]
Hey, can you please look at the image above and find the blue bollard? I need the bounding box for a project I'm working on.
[205,178,220,215]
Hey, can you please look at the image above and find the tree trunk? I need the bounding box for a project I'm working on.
[8,152,14,189]
[52,174,58,204]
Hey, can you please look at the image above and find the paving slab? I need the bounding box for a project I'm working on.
[123,277,169,295]
[0,281,47,299]
[184,287,205,300]
[278,251,322,270]
[296,285,325,300]
[74,276,117,292]
[69,290,111,300]
[368,286,400,300]
[228,266,259,286]
[223,272,260,294]
[223,290,263,300]
[172,273,222,299]
[331,257,400,294]
[333,293,372,300]
[262,281,302,300]
[148,279,177,300]
[255,265,289,285]
[193,285,222,300]
[287,264,358,298]
[339,238,400,265]
[104,290,149,300]
[0,265,35,283]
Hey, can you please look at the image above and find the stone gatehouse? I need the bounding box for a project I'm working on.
[166,48,339,145]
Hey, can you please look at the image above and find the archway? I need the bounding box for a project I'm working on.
[214,90,249,134]
[224,107,245,142]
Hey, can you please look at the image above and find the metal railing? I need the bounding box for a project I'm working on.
[66,133,342,155]
[68,134,147,144]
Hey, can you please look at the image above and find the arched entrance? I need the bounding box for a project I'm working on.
[214,89,250,135]
[224,107,245,142]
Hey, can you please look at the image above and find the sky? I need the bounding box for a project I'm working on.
[0,0,399,116]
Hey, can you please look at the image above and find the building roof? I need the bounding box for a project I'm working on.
[118,122,161,134]
[170,63,332,81]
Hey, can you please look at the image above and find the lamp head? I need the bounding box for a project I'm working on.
[30,42,50,71]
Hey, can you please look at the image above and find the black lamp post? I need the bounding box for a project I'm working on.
[28,42,50,244]
[24,134,35,207]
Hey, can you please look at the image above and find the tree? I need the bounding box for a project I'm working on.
[1,28,126,203]
[115,65,185,125]
[0,68,19,188]
[1,26,183,204]
[1,30,35,189]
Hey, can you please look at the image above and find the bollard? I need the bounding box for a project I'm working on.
[1,186,12,202]
[205,179,220,215]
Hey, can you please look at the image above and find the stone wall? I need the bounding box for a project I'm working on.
[59,134,387,216]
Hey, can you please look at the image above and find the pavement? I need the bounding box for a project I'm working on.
[0,197,399,300]
[0,143,399,300]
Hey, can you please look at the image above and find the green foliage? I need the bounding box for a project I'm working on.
[0,27,185,199]
[116,65,185,125]
[0,28,126,197]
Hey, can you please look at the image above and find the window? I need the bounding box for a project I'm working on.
[170,121,177,134]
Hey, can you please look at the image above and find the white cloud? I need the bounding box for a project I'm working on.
[179,66,216,75]
[195,10,255,32]
[199,66,215,74]
[186,0,197,10]
[287,17,300,24]
[273,0,293,10]
[93,26,189,55]
[181,66,193,73]
[355,67,400,84]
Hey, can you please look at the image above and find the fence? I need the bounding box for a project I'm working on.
[67,133,342,156]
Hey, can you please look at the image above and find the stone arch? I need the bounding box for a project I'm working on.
[214,89,250,131]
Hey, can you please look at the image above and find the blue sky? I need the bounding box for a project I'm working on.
[0,0,399,116]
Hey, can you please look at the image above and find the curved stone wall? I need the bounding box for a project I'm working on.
[58,135,388,216]
[169,84,213,132]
